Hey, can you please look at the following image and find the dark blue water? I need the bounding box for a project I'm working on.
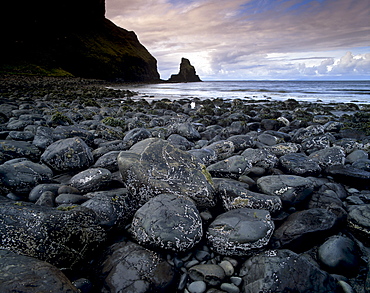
[114,80,370,104]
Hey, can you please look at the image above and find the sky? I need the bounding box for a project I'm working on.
[106,0,370,80]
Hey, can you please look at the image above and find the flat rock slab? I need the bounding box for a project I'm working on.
[326,165,370,189]
[118,138,215,208]
[98,240,175,293]
[272,208,337,252]
[257,174,313,206]
[213,178,282,213]
[0,159,53,196]
[0,140,41,163]
[131,193,203,252]
[0,197,106,268]
[240,249,338,293]
[207,208,274,256]
[279,152,321,176]
[0,249,78,293]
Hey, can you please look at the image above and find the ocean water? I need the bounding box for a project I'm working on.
[114,80,370,104]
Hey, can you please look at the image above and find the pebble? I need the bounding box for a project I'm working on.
[220,283,240,293]
[218,260,234,276]
[188,280,207,293]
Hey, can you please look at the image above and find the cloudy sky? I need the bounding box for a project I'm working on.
[106,0,370,80]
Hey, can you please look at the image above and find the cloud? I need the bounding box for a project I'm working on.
[105,0,370,79]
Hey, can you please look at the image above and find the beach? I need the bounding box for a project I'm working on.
[0,75,369,293]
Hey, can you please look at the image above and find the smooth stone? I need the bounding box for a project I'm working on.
[207,208,274,256]
[220,283,240,293]
[55,194,89,205]
[346,149,368,163]
[29,183,61,202]
[131,193,203,252]
[218,260,234,276]
[188,280,207,293]
[318,235,360,276]
[69,168,112,193]
[230,276,242,286]
[58,185,81,195]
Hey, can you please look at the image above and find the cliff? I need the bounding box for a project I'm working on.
[168,58,202,82]
[0,0,160,81]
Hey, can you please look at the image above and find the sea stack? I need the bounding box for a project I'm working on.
[168,58,202,82]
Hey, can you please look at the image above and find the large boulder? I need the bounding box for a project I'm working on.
[0,197,106,268]
[98,240,175,293]
[206,208,274,256]
[240,249,339,293]
[272,208,337,252]
[0,249,78,293]
[0,159,53,196]
[41,137,94,172]
[118,138,216,208]
[131,193,203,252]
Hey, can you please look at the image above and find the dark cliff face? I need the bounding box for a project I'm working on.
[168,58,201,82]
[0,0,160,81]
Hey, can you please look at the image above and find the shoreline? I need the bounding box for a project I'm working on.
[0,74,369,292]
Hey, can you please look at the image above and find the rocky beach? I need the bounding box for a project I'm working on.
[0,74,370,293]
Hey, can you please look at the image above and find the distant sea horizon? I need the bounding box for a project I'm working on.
[113,80,370,104]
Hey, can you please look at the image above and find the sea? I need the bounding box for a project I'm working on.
[113,80,370,104]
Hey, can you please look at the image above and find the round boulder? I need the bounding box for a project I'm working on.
[206,208,274,256]
[131,193,203,252]
[318,235,360,276]
[98,240,175,293]
[240,249,338,293]
[41,137,94,172]
[118,138,215,208]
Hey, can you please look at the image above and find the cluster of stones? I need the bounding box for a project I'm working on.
[0,75,369,293]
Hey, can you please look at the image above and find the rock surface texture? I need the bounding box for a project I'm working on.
[0,76,369,293]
